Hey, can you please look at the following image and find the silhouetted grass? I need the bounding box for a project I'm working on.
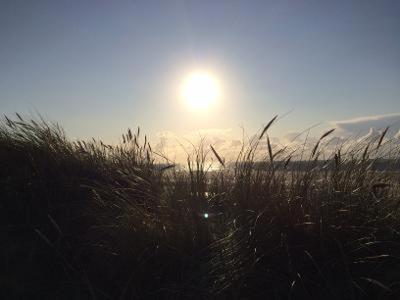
[1,114,400,299]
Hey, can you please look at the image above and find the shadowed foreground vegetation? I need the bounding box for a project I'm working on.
[1,115,400,299]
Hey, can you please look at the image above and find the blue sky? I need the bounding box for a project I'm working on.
[0,0,399,144]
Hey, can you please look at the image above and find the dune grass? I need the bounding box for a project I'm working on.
[1,114,400,299]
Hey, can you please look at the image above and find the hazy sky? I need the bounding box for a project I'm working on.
[0,0,399,143]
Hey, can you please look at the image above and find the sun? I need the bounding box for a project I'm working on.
[181,71,221,111]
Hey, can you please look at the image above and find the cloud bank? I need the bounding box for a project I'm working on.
[154,113,400,163]
[332,113,400,138]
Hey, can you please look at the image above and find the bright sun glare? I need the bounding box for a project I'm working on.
[181,71,220,111]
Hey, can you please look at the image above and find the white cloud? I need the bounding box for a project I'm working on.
[395,129,400,139]
[153,128,244,163]
[331,113,400,138]
[230,139,242,148]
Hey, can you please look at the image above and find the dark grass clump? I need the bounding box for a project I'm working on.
[1,114,400,299]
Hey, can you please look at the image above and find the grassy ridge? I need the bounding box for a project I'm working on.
[1,115,400,299]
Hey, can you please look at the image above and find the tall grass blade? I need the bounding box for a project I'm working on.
[360,277,392,293]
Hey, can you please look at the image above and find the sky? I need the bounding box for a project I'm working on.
[0,0,399,159]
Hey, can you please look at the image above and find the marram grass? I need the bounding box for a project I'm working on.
[1,114,400,299]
